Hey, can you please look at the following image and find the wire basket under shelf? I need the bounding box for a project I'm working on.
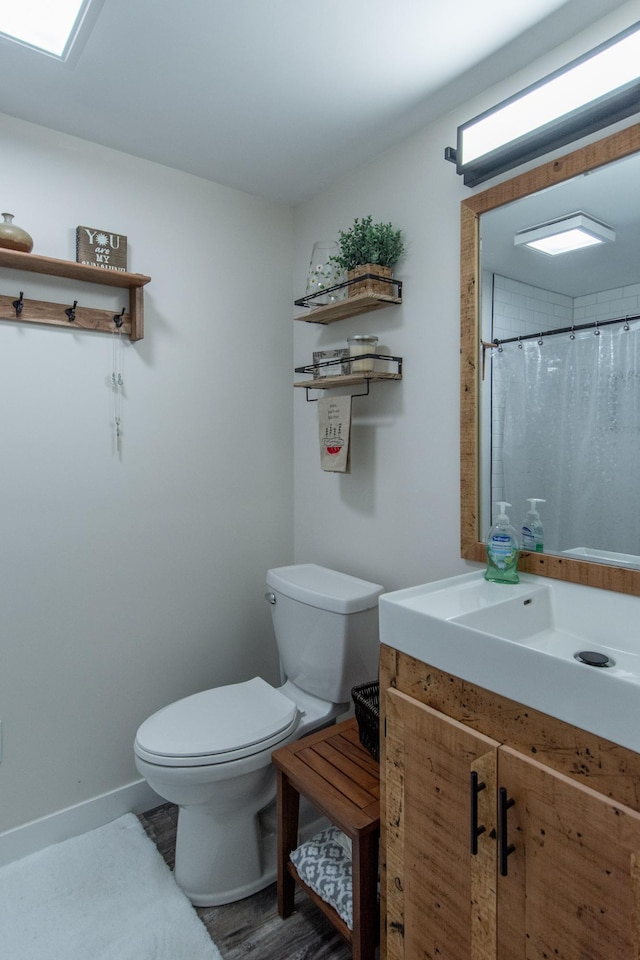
[351,680,379,762]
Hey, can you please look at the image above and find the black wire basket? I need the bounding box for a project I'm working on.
[351,680,380,762]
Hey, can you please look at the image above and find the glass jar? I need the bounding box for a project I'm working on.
[347,335,379,372]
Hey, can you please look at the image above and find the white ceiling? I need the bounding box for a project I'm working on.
[0,0,632,203]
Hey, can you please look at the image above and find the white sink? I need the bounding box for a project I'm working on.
[561,546,640,568]
[379,571,640,753]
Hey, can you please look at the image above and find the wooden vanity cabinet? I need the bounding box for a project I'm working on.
[381,644,640,960]
[385,687,499,960]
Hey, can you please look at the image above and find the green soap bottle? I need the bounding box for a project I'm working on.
[485,501,520,583]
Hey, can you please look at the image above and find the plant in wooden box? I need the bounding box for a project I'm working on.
[331,215,404,298]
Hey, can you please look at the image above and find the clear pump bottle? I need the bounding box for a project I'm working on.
[521,498,546,553]
[485,501,520,583]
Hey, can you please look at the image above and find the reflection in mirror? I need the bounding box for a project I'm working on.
[487,327,640,566]
[481,153,640,567]
[460,122,640,594]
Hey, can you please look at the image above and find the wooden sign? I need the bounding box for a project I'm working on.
[76,226,128,272]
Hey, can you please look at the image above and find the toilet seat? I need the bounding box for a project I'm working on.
[134,677,299,767]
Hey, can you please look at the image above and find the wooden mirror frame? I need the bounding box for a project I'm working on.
[460,121,640,596]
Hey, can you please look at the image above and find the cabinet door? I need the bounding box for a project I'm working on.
[497,745,640,960]
[385,688,500,960]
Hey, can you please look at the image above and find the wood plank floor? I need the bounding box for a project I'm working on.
[139,803,354,960]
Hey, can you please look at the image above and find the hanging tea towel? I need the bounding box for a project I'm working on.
[318,395,351,472]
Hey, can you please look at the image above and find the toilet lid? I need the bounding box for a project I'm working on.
[134,677,299,767]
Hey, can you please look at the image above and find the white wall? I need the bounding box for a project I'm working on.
[2,0,640,846]
[292,118,468,592]
[0,115,293,834]
[291,0,640,594]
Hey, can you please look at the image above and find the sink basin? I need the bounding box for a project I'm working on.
[562,546,640,568]
[379,571,640,752]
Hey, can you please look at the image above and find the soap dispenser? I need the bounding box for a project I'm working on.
[522,498,546,553]
[485,501,520,583]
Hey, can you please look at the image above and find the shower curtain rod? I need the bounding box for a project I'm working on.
[490,311,640,348]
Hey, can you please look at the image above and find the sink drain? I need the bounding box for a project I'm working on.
[574,650,614,668]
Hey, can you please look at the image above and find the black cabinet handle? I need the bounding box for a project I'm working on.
[498,786,515,875]
[470,770,486,855]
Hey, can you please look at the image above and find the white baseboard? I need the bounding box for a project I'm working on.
[0,779,162,867]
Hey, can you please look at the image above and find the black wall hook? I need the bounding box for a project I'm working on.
[65,300,78,322]
[113,307,125,328]
[12,291,24,317]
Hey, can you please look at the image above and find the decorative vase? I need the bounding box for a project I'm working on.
[305,241,345,305]
[0,212,33,253]
[347,263,392,298]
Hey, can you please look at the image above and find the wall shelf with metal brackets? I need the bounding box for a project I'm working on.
[294,353,403,401]
[0,248,151,341]
[294,274,402,325]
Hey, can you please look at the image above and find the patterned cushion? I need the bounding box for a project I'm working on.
[289,826,353,929]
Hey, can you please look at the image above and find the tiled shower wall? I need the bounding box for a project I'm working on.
[491,275,572,344]
[573,282,640,323]
[492,274,640,342]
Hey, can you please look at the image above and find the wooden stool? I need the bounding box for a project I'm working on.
[272,718,380,960]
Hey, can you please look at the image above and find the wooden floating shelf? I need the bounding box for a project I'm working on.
[294,293,401,325]
[0,248,150,287]
[0,248,151,341]
[294,371,402,389]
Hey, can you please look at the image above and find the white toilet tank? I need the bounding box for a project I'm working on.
[265,564,383,704]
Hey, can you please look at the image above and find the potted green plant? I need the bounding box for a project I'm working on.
[331,215,405,297]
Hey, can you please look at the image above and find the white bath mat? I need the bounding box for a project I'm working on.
[0,813,223,960]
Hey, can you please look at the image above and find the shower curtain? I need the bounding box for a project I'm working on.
[491,321,640,558]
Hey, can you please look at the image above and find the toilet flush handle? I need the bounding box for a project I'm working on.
[264,592,276,604]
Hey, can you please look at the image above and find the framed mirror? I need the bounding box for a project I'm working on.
[460,120,640,595]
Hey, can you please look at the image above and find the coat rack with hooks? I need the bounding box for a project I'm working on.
[0,248,151,341]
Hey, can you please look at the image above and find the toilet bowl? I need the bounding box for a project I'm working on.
[135,677,339,904]
[134,564,383,906]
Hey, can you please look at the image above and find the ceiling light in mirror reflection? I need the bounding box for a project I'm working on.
[514,213,615,256]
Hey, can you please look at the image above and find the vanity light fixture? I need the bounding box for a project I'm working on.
[514,212,615,256]
[0,0,101,60]
[446,20,640,186]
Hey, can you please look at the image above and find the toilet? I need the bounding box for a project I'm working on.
[133,564,383,906]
